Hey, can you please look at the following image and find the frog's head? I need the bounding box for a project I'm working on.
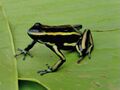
[28,22,43,33]
[27,22,44,40]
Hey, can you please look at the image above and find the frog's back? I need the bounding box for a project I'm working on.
[40,24,82,32]
[28,23,82,44]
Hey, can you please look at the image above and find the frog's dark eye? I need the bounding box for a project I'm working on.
[30,29,44,33]
[31,29,39,32]
[30,23,42,30]
[35,23,41,27]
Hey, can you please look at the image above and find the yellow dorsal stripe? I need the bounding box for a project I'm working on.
[28,32,80,36]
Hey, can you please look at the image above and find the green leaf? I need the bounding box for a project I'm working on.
[0,6,18,90]
[19,80,47,90]
[1,0,120,90]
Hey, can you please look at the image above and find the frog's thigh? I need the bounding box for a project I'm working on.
[76,29,93,55]
[45,44,66,71]
[81,29,94,57]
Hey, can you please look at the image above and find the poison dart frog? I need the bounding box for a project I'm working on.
[15,23,94,75]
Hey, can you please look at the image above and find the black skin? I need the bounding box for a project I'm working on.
[15,23,94,75]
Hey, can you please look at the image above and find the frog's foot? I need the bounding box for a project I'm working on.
[77,51,91,64]
[88,53,91,59]
[37,64,53,76]
[15,48,33,60]
[77,56,84,64]
[86,51,91,59]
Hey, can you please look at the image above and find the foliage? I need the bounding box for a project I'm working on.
[0,0,120,90]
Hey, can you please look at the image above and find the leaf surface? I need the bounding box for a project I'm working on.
[0,6,18,90]
[0,0,120,90]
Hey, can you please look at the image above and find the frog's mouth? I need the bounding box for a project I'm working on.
[27,30,39,41]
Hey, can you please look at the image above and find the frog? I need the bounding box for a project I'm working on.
[15,22,94,75]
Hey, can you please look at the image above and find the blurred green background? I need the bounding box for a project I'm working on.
[0,0,120,90]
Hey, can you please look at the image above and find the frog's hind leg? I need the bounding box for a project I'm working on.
[76,29,94,63]
[85,29,94,59]
[38,44,66,75]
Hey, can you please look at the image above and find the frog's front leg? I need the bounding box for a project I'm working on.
[76,29,94,63]
[38,44,66,75]
[15,40,37,60]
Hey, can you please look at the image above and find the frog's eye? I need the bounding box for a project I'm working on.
[30,23,41,30]
[34,22,41,27]
[32,29,40,32]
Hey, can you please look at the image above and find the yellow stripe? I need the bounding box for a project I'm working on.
[63,43,76,46]
[53,46,65,60]
[52,60,62,70]
[90,33,93,44]
[46,42,55,46]
[87,45,93,53]
[76,45,82,55]
[28,32,80,36]
[81,31,87,49]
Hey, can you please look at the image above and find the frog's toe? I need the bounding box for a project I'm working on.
[15,48,33,60]
[37,70,47,75]
[45,64,52,70]
[37,64,53,75]
[37,68,52,76]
